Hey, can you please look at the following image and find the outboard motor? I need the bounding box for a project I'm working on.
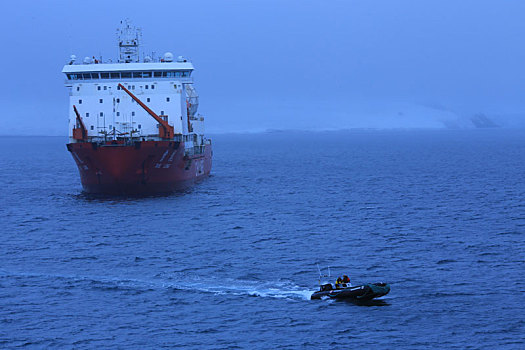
[320,283,333,292]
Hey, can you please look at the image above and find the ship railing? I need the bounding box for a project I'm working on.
[184,145,206,157]
[79,134,183,146]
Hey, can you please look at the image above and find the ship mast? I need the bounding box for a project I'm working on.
[117,19,141,63]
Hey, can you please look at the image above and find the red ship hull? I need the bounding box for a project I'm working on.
[67,140,212,194]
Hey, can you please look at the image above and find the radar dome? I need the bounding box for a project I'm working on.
[68,55,77,65]
[83,56,93,64]
[163,52,174,62]
[144,56,152,62]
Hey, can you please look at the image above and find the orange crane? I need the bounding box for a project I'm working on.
[118,83,175,139]
[72,105,88,141]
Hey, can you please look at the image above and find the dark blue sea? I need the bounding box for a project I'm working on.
[1,130,524,349]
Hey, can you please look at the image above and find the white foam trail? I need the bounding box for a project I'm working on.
[0,270,313,301]
[161,276,313,300]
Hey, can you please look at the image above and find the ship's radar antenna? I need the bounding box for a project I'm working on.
[117,19,142,63]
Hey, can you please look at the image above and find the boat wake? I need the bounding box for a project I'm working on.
[0,270,313,301]
[162,275,313,300]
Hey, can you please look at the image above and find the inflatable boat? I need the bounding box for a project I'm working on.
[311,282,390,300]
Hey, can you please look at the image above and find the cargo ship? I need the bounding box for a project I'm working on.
[63,20,212,194]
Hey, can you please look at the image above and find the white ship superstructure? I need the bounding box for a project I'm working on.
[62,20,206,151]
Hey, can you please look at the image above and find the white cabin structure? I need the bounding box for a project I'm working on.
[62,20,206,153]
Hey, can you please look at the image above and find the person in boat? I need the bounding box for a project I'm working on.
[335,276,343,289]
[342,275,351,287]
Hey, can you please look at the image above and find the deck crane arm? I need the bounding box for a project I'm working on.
[117,83,174,139]
[72,105,88,141]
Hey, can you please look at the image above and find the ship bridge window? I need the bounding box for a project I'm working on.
[121,72,131,78]
[91,73,99,79]
[67,74,83,80]
[111,72,120,79]
[150,70,192,78]
[126,71,153,78]
[82,73,91,80]
[101,73,110,79]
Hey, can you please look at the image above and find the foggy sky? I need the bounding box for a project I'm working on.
[1,0,525,135]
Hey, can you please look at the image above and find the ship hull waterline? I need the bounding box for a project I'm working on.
[67,140,212,195]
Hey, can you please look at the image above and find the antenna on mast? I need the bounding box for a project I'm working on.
[316,264,332,286]
[117,19,142,63]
